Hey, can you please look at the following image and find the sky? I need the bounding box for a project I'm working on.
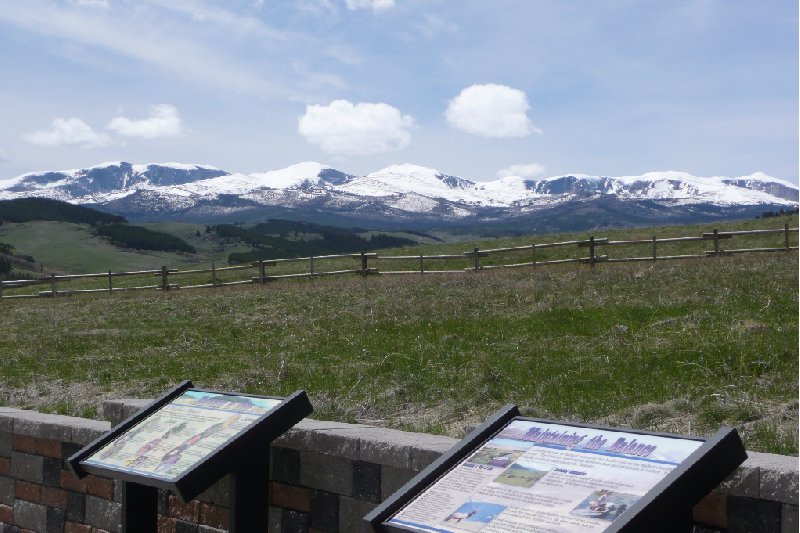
[0,0,797,184]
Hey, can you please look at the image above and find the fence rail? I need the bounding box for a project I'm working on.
[1,224,796,300]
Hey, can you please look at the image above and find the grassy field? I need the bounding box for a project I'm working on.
[0,216,797,455]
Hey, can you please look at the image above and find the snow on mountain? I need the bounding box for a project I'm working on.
[1,162,796,223]
[339,164,479,201]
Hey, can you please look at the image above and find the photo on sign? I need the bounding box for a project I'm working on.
[442,500,508,531]
[492,459,552,488]
[570,489,640,522]
[465,438,530,467]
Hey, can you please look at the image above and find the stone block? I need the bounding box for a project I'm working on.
[46,507,65,533]
[64,522,93,533]
[196,475,229,506]
[199,502,228,530]
[169,495,200,522]
[717,463,760,498]
[0,432,11,458]
[357,438,411,471]
[175,518,199,533]
[692,492,726,529]
[65,491,85,523]
[268,505,282,533]
[0,477,14,506]
[41,486,68,509]
[271,446,301,485]
[381,465,415,500]
[0,504,12,526]
[12,411,72,442]
[13,500,46,532]
[11,452,43,484]
[281,509,309,533]
[727,495,781,533]
[198,527,227,533]
[299,451,352,495]
[352,460,381,503]
[102,399,149,428]
[15,481,41,503]
[271,482,311,513]
[86,476,114,500]
[35,438,62,459]
[310,490,338,533]
[782,504,798,533]
[760,464,799,505]
[121,400,151,421]
[338,495,375,533]
[0,411,15,433]
[69,419,109,446]
[60,469,87,493]
[742,451,799,504]
[11,435,36,454]
[61,442,82,464]
[85,494,121,532]
[42,458,63,487]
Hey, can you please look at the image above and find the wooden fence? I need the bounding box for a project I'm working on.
[0,224,796,300]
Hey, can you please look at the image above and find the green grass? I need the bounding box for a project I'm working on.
[0,219,796,454]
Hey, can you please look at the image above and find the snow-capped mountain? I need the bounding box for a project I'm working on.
[1,161,796,230]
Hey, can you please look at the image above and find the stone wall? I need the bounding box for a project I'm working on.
[0,400,797,533]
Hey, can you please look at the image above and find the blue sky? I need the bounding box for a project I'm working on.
[0,0,797,183]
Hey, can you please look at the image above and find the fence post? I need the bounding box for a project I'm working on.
[0,282,3,301]
[473,247,480,271]
[589,237,596,268]
[259,260,266,284]
[211,262,217,287]
[713,229,720,256]
[532,243,536,268]
[108,270,113,292]
[161,266,169,291]
[310,255,315,276]
[360,252,368,276]
[652,236,657,262]
[785,224,790,252]
[419,254,424,274]
[51,272,57,297]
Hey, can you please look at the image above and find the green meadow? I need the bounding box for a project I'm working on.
[0,216,797,455]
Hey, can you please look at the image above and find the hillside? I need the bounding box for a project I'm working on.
[0,216,796,455]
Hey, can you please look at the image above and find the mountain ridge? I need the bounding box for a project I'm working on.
[1,161,797,230]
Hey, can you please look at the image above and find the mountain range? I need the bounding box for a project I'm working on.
[1,161,797,232]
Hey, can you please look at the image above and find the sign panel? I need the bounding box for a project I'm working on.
[366,405,747,533]
[82,390,282,482]
[387,419,703,533]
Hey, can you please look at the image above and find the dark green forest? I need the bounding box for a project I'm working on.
[219,220,417,263]
[95,224,196,253]
[0,198,126,225]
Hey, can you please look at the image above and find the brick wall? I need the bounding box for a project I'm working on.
[1,401,797,533]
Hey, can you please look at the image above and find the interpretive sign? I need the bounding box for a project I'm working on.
[366,405,746,533]
[69,380,313,532]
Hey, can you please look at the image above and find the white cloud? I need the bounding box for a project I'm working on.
[298,99,413,156]
[71,0,109,7]
[107,104,183,139]
[446,83,542,138]
[22,118,112,148]
[496,163,547,179]
[0,148,7,163]
[346,0,395,11]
